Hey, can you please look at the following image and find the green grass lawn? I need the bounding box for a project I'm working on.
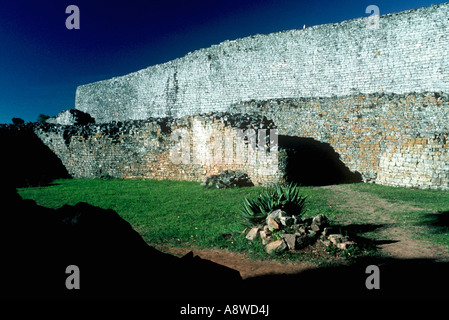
[348,183,449,248]
[17,179,340,261]
[350,183,449,212]
[16,179,449,263]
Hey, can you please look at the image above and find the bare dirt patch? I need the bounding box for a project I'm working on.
[155,245,317,279]
[321,184,420,223]
[321,184,449,261]
[152,184,448,280]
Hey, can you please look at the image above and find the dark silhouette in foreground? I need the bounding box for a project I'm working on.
[0,123,70,187]
[0,186,241,299]
[244,256,449,300]
[2,186,449,300]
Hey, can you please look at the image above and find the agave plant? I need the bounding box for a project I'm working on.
[240,182,308,227]
[240,197,271,227]
[274,182,308,215]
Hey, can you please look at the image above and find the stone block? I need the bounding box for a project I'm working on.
[245,227,260,241]
[266,217,280,231]
[260,230,272,245]
[336,241,356,250]
[328,234,346,245]
[310,222,321,232]
[266,210,287,223]
[265,239,287,254]
[281,233,297,250]
[312,214,329,228]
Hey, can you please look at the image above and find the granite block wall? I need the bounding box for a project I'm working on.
[41,3,449,189]
[230,92,449,188]
[37,92,449,189]
[75,3,449,123]
[35,114,281,186]
[378,134,449,189]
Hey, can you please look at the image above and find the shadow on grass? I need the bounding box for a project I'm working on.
[326,223,395,255]
[420,211,449,234]
[1,186,242,300]
[6,182,448,300]
[330,223,385,235]
[240,222,449,300]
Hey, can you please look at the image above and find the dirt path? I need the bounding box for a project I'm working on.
[321,184,449,261]
[157,245,316,280]
[155,184,448,279]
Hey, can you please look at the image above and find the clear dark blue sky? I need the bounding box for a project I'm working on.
[0,0,446,123]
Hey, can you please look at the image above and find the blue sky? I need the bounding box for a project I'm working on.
[0,0,446,123]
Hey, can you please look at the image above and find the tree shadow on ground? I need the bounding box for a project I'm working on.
[329,223,398,249]
[278,136,362,186]
[420,211,449,234]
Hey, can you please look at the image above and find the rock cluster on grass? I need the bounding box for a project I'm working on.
[202,170,254,189]
[245,210,356,254]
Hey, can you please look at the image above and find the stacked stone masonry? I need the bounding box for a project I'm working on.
[36,3,449,189]
[35,114,282,186]
[378,134,449,189]
[37,91,449,189]
[76,3,449,123]
[230,92,449,188]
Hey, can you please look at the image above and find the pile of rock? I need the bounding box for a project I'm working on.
[202,170,254,189]
[245,209,356,254]
[46,109,95,126]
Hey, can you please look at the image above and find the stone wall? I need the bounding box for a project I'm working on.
[35,113,281,186]
[75,3,449,123]
[36,91,449,190]
[229,92,449,187]
[378,134,449,189]
[40,3,449,190]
